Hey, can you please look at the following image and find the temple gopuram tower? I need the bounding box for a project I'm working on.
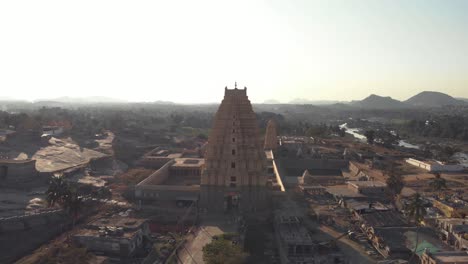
[200,84,269,214]
[264,119,278,151]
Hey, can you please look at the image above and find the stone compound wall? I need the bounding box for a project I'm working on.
[0,210,71,263]
[134,160,200,201]
[0,209,67,233]
[0,159,40,186]
[137,160,173,186]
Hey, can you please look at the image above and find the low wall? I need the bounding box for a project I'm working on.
[137,160,174,186]
[0,159,39,185]
[0,209,67,233]
[135,184,200,201]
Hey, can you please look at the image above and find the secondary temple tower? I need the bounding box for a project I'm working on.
[200,84,268,213]
[264,119,278,151]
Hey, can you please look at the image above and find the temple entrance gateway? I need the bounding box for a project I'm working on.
[200,85,270,214]
[224,192,240,212]
[0,165,7,179]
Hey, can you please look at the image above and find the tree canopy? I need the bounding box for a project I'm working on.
[203,236,248,264]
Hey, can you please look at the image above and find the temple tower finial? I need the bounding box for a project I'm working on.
[235,81,237,89]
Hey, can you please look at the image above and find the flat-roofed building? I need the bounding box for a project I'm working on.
[73,216,149,257]
[406,158,464,172]
[421,250,468,264]
[347,180,388,196]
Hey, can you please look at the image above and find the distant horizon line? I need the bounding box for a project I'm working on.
[0,90,467,105]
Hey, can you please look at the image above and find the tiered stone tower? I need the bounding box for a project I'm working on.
[264,119,278,151]
[200,84,268,213]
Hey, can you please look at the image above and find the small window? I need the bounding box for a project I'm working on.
[233,121,235,125]
[230,176,236,181]
[232,129,235,133]
[232,138,235,142]
[232,149,236,155]
[231,162,236,168]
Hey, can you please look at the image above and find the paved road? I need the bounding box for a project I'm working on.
[319,225,377,264]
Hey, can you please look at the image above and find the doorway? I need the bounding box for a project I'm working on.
[0,165,8,180]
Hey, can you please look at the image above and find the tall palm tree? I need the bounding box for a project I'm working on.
[429,172,447,196]
[46,175,70,207]
[407,193,427,261]
[63,189,83,228]
[385,166,404,209]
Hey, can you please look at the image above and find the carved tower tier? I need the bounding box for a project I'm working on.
[200,85,269,214]
[264,119,278,151]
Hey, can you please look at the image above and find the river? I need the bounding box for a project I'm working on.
[339,123,420,149]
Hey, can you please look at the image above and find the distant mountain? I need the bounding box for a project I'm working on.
[288,98,341,105]
[0,96,26,102]
[263,99,281,104]
[151,100,175,105]
[456,97,468,103]
[405,91,466,107]
[35,96,127,104]
[351,94,409,109]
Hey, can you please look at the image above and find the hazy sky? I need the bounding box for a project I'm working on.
[1,0,468,103]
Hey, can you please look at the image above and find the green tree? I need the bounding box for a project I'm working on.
[63,189,83,228]
[385,165,404,207]
[406,193,427,261]
[429,173,447,196]
[46,176,83,227]
[203,237,248,264]
[364,130,375,144]
[46,175,70,207]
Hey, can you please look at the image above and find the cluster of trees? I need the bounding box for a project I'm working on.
[202,233,247,264]
[278,121,346,138]
[364,129,400,148]
[401,116,468,141]
[46,176,83,227]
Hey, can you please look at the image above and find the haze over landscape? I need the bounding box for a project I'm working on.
[3,2,468,264]
[1,0,468,103]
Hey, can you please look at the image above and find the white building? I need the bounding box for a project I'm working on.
[405,158,464,172]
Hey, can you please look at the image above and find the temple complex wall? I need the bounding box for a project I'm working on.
[264,119,278,151]
[0,159,40,186]
[200,185,269,214]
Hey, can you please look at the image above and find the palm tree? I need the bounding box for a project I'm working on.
[46,175,70,207]
[385,166,404,209]
[364,130,375,144]
[429,172,447,196]
[407,193,427,261]
[63,189,83,228]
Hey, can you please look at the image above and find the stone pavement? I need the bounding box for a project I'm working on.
[176,215,238,264]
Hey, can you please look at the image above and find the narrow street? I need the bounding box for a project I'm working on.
[319,225,377,264]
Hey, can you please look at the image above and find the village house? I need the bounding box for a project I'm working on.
[73,216,150,257]
[274,209,315,264]
[0,158,40,186]
[347,181,388,196]
[431,198,468,218]
[435,218,468,250]
[406,158,464,172]
[420,250,468,264]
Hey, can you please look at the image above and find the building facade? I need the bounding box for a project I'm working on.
[264,119,278,151]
